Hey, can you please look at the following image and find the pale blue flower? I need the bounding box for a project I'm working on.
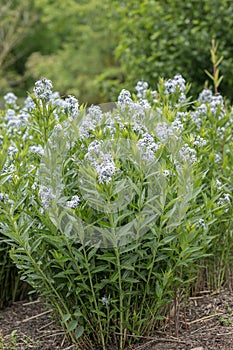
[39,185,55,208]
[4,92,18,107]
[23,96,36,111]
[165,74,186,94]
[29,145,45,156]
[118,89,133,108]
[192,135,207,147]
[66,195,80,208]
[135,81,149,99]
[198,89,213,103]
[101,296,110,306]
[34,78,53,99]
[64,95,79,118]
[155,122,174,141]
[178,144,197,164]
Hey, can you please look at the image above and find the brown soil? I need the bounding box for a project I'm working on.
[0,288,233,350]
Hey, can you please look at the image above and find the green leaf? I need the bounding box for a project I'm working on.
[62,313,71,323]
[67,319,78,332]
[204,69,214,80]
[75,326,84,339]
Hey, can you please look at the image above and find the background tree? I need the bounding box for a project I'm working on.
[0,0,38,95]
[25,0,122,104]
[1,0,122,104]
[2,0,233,103]
[113,0,233,99]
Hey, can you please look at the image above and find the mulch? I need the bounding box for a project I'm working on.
[0,288,233,350]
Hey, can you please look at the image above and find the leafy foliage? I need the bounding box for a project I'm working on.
[3,0,233,104]
[1,73,232,349]
[0,0,38,95]
[0,0,122,104]
[114,0,233,100]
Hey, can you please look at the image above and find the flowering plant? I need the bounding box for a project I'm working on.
[0,75,232,349]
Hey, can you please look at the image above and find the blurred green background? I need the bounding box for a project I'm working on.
[1,0,233,104]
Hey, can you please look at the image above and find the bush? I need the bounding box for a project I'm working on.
[0,75,232,349]
[0,107,31,307]
[114,0,233,101]
[0,243,30,308]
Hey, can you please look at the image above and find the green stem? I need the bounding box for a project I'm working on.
[10,218,78,347]
[82,246,106,350]
[26,250,78,346]
[138,246,157,327]
[114,245,124,350]
[64,242,97,335]
[108,206,124,349]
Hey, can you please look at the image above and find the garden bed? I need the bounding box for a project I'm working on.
[1,288,233,350]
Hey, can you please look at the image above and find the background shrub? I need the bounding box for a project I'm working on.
[2,0,233,104]
[113,0,233,100]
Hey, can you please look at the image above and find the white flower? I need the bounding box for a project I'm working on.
[96,158,116,184]
[192,135,207,147]
[163,170,170,177]
[5,109,16,121]
[64,95,79,118]
[198,89,213,103]
[137,133,160,162]
[79,117,96,139]
[29,145,45,156]
[66,195,80,208]
[197,103,208,115]
[39,185,55,208]
[2,161,16,175]
[173,74,186,91]
[132,121,148,135]
[210,95,224,118]
[176,111,188,122]
[79,107,103,139]
[218,193,231,207]
[101,296,110,306]
[178,92,187,103]
[138,133,159,150]
[178,144,197,164]
[85,141,116,184]
[85,140,103,164]
[196,218,206,229]
[31,182,38,190]
[117,89,134,108]
[18,111,29,125]
[135,81,149,99]
[171,119,184,133]
[0,192,9,203]
[155,122,174,141]
[216,179,222,191]
[8,146,18,157]
[7,117,21,129]
[215,154,221,163]
[23,96,36,111]
[4,92,18,107]
[50,91,60,101]
[87,105,103,121]
[34,78,53,99]
[165,74,186,94]
[137,98,151,110]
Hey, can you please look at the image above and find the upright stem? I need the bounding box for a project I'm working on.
[115,245,124,350]
[108,207,124,350]
[83,246,106,350]
[213,63,218,95]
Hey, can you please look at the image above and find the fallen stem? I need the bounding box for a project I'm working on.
[187,312,223,325]
[22,309,53,322]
